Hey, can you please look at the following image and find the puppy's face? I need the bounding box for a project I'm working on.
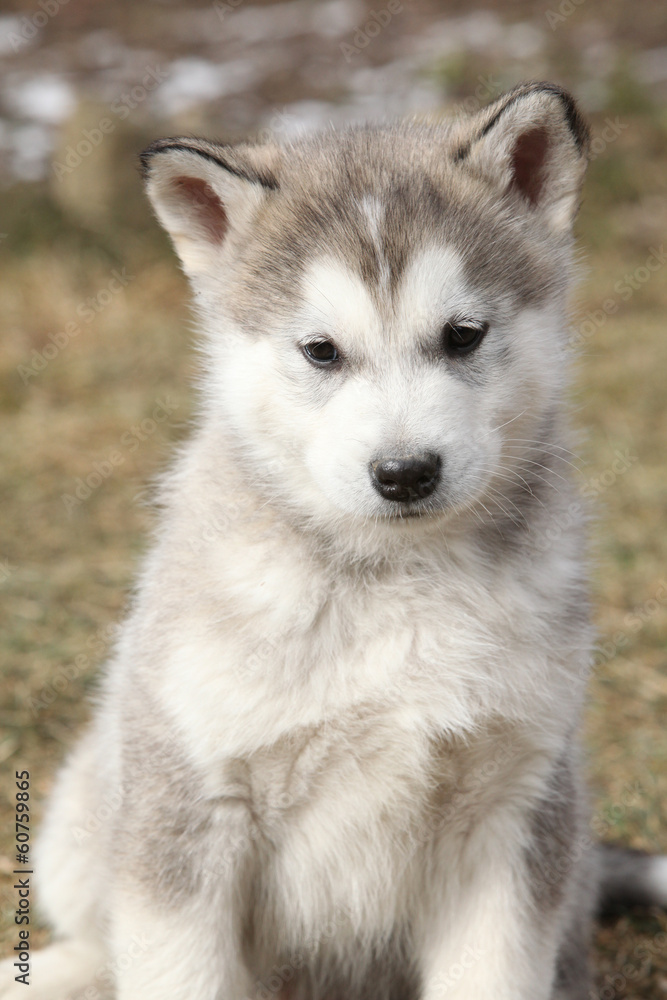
[142,85,588,535]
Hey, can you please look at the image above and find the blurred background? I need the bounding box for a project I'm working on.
[0,0,666,992]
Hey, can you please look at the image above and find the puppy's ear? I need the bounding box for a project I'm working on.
[452,82,589,233]
[140,138,279,278]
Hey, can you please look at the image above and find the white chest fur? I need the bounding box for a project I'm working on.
[141,516,586,779]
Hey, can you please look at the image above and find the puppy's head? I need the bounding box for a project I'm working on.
[141,83,588,539]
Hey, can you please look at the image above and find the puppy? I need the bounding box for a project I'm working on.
[3,82,666,1000]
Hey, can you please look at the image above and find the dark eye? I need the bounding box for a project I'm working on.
[443,321,488,356]
[303,340,340,366]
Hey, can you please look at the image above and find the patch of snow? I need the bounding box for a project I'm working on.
[155,57,259,115]
[4,73,76,125]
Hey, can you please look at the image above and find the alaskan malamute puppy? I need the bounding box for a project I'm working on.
[3,82,666,1000]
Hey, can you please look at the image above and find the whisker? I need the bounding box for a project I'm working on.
[504,451,583,477]
[464,477,525,528]
[479,467,549,509]
[476,461,566,495]
[488,410,527,434]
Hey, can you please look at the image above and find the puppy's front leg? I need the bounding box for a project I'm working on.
[110,887,254,1000]
[109,776,257,1000]
[421,847,558,1000]
[420,761,587,1000]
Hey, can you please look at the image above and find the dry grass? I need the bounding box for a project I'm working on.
[0,24,666,996]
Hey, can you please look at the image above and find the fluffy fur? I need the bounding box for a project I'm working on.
[2,83,665,1000]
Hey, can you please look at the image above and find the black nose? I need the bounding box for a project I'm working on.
[370,453,441,503]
